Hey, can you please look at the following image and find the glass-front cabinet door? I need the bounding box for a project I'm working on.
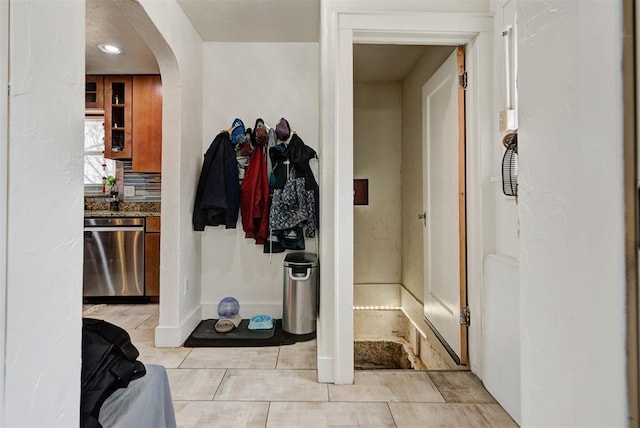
[104,76,132,159]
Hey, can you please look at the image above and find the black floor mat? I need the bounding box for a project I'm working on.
[183,318,316,347]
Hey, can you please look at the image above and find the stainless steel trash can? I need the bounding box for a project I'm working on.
[283,253,319,335]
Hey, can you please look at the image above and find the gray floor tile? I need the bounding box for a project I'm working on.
[390,403,518,428]
[166,368,226,400]
[389,403,473,427]
[267,402,395,427]
[82,304,134,317]
[123,303,160,316]
[288,338,317,348]
[137,346,191,368]
[173,401,268,428]
[180,347,279,369]
[82,304,100,316]
[84,304,516,427]
[136,314,159,329]
[277,344,317,369]
[97,314,152,331]
[462,403,519,427]
[128,328,156,348]
[215,369,328,402]
[428,371,497,403]
[328,371,445,403]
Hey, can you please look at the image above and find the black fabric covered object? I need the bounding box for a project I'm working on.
[269,134,319,238]
[263,227,306,253]
[193,131,240,230]
[81,318,146,428]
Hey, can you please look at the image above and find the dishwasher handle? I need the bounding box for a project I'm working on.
[84,226,144,232]
[84,217,145,228]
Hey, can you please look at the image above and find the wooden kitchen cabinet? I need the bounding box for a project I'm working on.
[145,216,161,299]
[104,76,133,159]
[85,75,104,111]
[101,75,162,172]
[132,75,162,173]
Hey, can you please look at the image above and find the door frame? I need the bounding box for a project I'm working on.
[319,10,493,383]
[624,0,638,423]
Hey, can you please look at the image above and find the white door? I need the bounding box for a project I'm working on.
[423,47,468,364]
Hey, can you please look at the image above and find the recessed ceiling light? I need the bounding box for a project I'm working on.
[97,44,123,55]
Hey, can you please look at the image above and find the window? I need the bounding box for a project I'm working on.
[84,117,115,186]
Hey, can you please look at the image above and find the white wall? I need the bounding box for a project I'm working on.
[493,0,519,258]
[482,254,520,423]
[200,42,320,318]
[354,82,402,285]
[400,46,456,302]
[4,1,85,425]
[127,0,204,346]
[0,0,8,420]
[518,0,627,425]
[479,1,520,423]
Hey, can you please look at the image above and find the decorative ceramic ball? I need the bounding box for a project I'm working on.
[217,296,240,318]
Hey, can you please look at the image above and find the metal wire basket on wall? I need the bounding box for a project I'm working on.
[502,133,518,197]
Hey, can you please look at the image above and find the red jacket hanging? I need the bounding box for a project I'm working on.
[240,129,270,244]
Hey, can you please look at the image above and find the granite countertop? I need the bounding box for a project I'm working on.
[84,200,160,218]
[84,210,159,218]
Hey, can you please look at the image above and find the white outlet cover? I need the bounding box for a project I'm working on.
[124,185,135,197]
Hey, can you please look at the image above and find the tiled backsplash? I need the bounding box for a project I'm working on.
[85,160,161,202]
[122,161,161,201]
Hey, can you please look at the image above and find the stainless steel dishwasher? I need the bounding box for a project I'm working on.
[83,217,145,298]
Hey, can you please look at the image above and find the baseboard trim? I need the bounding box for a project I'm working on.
[317,356,335,383]
[155,304,202,347]
[399,286,461,369]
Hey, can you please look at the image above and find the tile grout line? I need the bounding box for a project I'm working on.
[386,402,399,428]
[133,314,153,329]
[275,345,281,370]
[210,368,228,401]
[175,346,193,369]
[265,401,271,428]
[423,370,449,403]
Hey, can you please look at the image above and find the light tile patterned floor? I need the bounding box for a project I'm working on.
[83,304,518,428]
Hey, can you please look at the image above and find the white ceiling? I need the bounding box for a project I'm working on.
[85,0,159,75]
[353,44,453,83]
[86,0,319,74]
[86,1,451,83]
[176,0,320,43]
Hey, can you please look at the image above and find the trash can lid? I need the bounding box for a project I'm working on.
[284,252,319,267]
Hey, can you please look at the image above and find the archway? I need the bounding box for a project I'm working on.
[111,0,191,346]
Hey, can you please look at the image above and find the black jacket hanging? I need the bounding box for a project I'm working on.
[193,131,240,231]
[268,133,319,237]
[287,134,319,227]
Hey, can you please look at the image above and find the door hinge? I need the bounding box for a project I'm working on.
[458,72,468,90]
[418,211,427,226]
[460,307,471,325]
